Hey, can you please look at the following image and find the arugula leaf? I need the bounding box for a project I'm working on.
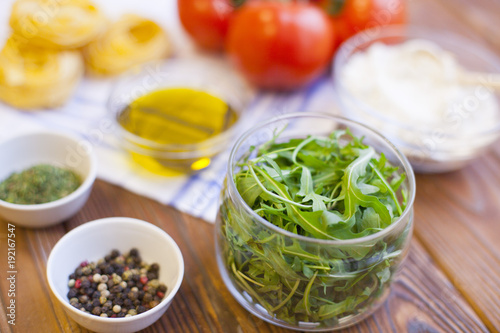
[220,129,411,327]
[341,147,391,224]
[236,176,262,207]
[297,167,331,212]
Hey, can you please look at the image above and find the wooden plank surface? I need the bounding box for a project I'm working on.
[0,180,492,333]
[408,0,500,331]
[1,0,500,332]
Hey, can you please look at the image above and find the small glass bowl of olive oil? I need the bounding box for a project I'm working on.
[108,59,252,175]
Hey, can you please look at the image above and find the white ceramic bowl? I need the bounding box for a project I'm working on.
[0,131,97,227]
[46,217,184,333]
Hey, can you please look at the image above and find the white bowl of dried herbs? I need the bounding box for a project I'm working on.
[0,131,97,227]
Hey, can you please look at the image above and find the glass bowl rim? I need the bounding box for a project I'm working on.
[226,112,416,245]
[333,25,500,138]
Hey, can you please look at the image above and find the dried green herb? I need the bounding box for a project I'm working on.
[0,164,81,205]
[219,129,411,327]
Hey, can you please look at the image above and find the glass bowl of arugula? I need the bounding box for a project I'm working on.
[215,113,416,331]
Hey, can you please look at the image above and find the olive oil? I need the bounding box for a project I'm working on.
[118,88,239,174]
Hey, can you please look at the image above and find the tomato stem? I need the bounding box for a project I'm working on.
[324,0,346,16]
[231,0,246,8]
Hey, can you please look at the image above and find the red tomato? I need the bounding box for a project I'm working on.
[178,0,234,51]
[313,0,407,49]
[226,2,335,90]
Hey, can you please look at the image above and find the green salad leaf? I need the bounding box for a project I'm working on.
[219,129,412,327]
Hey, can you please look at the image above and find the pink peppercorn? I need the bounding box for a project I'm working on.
[140,276,148,285]
[156,291,165,298]
[80,261,88,267]
[75,279,82,289]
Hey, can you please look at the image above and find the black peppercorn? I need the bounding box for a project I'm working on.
[124,299,133,308]
[92,307,102,316]
[143,293,153,304]
[110,285,123,293]
[128,291,138,301]
[91,298,99,306]
[137,305,147,314]
[110,249,119,258]
[67,289,78,299]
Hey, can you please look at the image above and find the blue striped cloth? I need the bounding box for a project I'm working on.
[0,0,340,222]
[0,75,338,222]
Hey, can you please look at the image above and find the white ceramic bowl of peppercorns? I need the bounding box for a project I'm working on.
[46,217,184,333]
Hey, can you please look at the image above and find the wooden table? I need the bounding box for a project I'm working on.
[1,1,500,332]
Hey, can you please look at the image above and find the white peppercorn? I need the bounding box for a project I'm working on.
[93,273,101,283]
[112,274,122,285]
